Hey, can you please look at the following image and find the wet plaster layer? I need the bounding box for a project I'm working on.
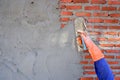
[0,0,83,80]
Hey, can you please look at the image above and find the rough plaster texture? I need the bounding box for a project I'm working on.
[0,0,82,80]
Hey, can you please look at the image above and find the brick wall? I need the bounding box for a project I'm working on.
[59,0,120,80]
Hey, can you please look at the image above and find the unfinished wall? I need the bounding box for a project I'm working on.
[0,0,83,80]
[60,0,120,80]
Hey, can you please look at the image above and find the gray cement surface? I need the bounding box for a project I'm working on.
[0,0,83,80]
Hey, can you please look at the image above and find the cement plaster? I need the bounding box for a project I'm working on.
[0,0,83,80]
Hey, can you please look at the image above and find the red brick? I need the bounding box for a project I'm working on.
[60,11,73,16]
[73,0,89,3]
[80,77,94,80]
[115,77,120,80]
[100,49,106,52]
[60,17,70,22]
[115,44,120,47]
[104,32,117,35]
[88,18,103,23]
[108,61,119,64]
[100,44,115,47]
[88,25,107,30]
[102,6,117,11]
[95,77,99,80]
[85,55,91,59]
[89,31,101,35]
[60,5,66,9]
[109,13,120,17]
[107,38,120,41]
[85,6,100,10]
[111,66,120,69]
[91,0,106,4]
[113,72,120,75]
[118,32,120,35]
[76,12,91,17]
[108,1,120,5]
[94,26,108,29]
[83,66,94,69]
[93,12,108,17]
[116,56,120,59]
[104,19,119,23]
[60,0,72,3]
[66,5,82,10]
[89,61,94,64]
[105,55,114,59]
[97,37,107,41]
[80,61,88,64]
[101,50,105,53]
[109,26,120,29]
[83,71,96,75]
[105,50,120,53]
[119,7,120,11]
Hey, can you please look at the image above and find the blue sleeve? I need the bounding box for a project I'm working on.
[94,58,114,80]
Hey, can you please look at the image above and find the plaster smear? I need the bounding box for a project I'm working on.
[0,0,83,80]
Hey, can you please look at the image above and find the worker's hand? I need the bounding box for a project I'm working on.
[77,30,104,61]
[77,30,93,49]
[76,36,82,46]
[77,30,87,39]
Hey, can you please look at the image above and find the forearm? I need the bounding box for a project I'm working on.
[82,35,104,61]
[80,32,114,80]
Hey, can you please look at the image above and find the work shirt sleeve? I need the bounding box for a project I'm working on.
[94,58,114,80]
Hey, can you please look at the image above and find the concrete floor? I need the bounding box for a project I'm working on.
[0,0,82,80]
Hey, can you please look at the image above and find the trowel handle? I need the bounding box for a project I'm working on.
[81,37,87,50]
